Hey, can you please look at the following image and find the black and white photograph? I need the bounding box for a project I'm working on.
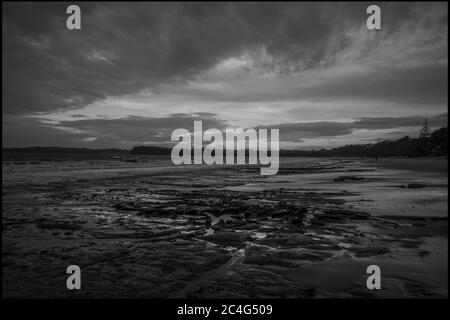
[2,1,448,304]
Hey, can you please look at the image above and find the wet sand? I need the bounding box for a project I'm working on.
[368,157,448,173]
[2,157,447,298]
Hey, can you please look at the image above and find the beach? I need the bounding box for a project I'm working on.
[2,157,447,298]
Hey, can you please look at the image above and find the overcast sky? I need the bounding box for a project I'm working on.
[2,2,448,149]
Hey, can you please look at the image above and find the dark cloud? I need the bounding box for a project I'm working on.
[2,116,91,147]
[165,63,447,106]
[3,112,228,148]
[58,113,228,145]
[260,113,448,142]
[260,122,353,141]
[353,113,448,130]
[297,64,447,106]
[2,2,447,148]
[4,2,444,115]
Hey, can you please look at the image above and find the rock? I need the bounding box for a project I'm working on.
[291,216,304,226]
[350,246,390,257]
[114,203,138,211]
[334,176,364,182]
[407,183,426,189]
[199,231,251,248]
[244,246,333,267]
[169,213,178,219]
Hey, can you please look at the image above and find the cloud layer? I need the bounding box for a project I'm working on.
[3,2,448,148]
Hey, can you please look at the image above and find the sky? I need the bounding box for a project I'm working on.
[2,2,448,149]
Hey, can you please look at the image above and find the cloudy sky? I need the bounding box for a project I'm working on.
[2,2,448,149]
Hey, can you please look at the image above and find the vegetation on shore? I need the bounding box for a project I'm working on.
[3,124,447,160]
[282,125,448,158]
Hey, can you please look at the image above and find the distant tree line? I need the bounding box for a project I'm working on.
[4,124,447,160]
[130,146,269,158]
[129,146,172,155]
[130,125,447,159]
[281,125,448,158]
[3,146,129,154]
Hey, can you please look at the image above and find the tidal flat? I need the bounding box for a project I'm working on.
[2,157,447,298]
